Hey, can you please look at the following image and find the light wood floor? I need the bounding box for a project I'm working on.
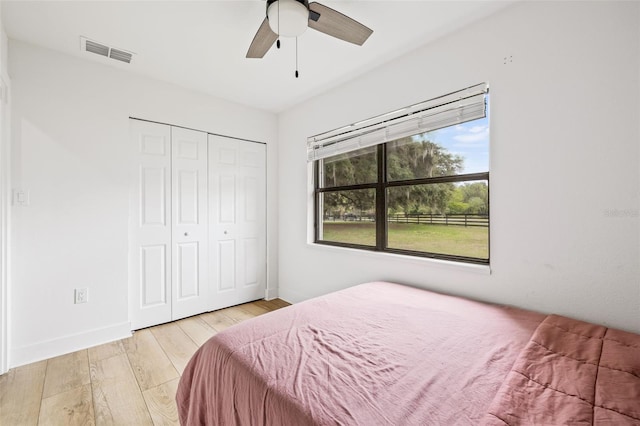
[0,299,290,426]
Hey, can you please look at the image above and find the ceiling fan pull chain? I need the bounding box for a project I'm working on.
[277,0,281,49]
[295,37,299,78]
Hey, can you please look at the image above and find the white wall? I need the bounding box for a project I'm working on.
[9,41,278,367]
[278,1,640,333]
[0,4,11,374]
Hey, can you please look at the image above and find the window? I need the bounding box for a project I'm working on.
[309,84,489,264]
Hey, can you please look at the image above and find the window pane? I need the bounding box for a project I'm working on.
[386,181,489,259]
[321,146,377,188]
[319,189,376,246]
[387,117,489,181]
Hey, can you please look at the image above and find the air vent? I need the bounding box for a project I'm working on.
[85,40,109,57]
[80,37,134,64]
[109,48,133,64]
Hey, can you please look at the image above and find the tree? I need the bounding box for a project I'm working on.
[387,136,463,215]
[446,182,489,214]
[321,136,466,218]
[459,182,488,214]
[322,148,377,218]
[323,148,376,187]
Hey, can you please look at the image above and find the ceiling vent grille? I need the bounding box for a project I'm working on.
[80,37,134,64]
[109,48,133,63]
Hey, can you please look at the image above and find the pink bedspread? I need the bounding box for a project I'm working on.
[483,314,640,425]
[176,282,544,425]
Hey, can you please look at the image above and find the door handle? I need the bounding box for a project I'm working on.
[184,232,188,236]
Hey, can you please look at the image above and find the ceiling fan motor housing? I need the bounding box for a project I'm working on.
[266,0,311,37]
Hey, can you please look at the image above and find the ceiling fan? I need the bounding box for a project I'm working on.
[246,0,373,59]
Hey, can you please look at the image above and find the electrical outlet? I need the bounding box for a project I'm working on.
[74,288,88,304]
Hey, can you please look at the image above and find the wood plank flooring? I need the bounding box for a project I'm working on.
[0,299,289,425]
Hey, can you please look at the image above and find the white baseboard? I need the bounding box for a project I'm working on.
[265,286,279,301]
[10,321,132,368]
[277,287,306,304]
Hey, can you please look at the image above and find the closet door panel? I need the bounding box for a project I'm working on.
[141,168,167,225]
[209,135,266,311]
[130,120,172,329]
[235,145,266,294]
[171,127,209,321]
[176,170,199,224]
[176,242,199,298]
[140,245,168,306]
[242,238,259,286]
[217,240,236,291]
[218,175,236,223]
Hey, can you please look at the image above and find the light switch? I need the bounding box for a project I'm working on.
[13,189,29,206]
[0,77,6,104]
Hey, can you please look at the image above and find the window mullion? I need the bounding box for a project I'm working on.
[314,161,319,242]
[376,144,386,250]
[386,171,489,187]
[317,182,378,192]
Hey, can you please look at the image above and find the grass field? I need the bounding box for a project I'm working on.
[322,222,488,259]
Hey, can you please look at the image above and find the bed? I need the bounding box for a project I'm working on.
[176,281,640,425]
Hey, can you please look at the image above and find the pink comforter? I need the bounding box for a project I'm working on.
[484,314,640,425]
[176,282,544,425]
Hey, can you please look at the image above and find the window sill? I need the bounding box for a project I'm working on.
[307,242,491,275]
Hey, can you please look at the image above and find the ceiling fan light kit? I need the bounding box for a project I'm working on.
[267,0,309,37]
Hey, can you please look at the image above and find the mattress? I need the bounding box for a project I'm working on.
[176,281,545,425]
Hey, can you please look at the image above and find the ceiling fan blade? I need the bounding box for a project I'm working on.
[308,2,373,46]
[246,18,278,58]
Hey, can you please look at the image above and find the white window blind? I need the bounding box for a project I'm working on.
[307,83,489,162]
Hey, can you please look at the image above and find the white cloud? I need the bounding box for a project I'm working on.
[468,125,487,133]
[453,126,489,144]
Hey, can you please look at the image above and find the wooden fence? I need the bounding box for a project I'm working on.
[325,213,488,227]
[388,214,488,227]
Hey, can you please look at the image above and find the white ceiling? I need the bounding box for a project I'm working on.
[2,0,513,113]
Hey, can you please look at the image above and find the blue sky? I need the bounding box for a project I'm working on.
[424,116,489,174]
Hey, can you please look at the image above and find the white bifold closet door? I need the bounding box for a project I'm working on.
[129,120,208,330]
[208,135,266,311]
[170,126,209,321]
